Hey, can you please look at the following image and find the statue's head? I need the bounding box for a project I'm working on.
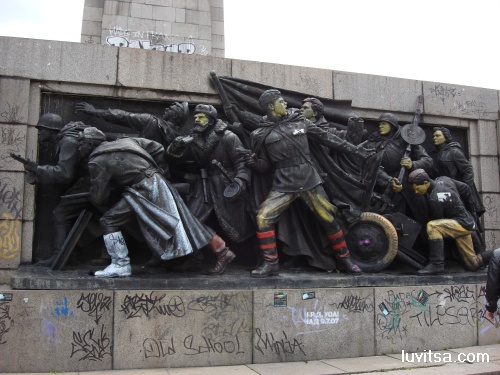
[36,113,65,142]
[164,101,189,126]
[259,89,287,117]
[36,113,64,131]
[301,97,324,121]
[408,168,431,195]
[193,104,217,133]
[377,112,399,136]
[433,126,452,146]
[78,127,106,157]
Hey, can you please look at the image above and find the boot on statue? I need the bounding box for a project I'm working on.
[328,230,362,274]
[94,231,131,278]
[417,239,445,275]
[208,234,236,275]
[252,230,279,278]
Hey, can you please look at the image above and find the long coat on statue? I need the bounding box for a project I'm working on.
[88,137,214,260]
[167,120,254,242]
[432,141,485,217]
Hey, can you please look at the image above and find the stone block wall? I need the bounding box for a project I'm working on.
[0,283,498,372]
[81,0,224,57]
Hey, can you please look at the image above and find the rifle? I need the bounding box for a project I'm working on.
[210,71,239,124]
[395,95,425,185]
[200,168,209,203]
[376,96,425,213]
[10,153,37,176]
[211,159,247,202]
[212,160,235,184]
[10,153,29,165]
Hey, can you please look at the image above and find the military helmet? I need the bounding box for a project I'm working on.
[377,113,399,128]
[36,113,64,131]
[194,104,217,119]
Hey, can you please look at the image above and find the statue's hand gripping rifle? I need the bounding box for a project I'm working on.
[10,153,38,173]
[376,96,425,213]
[397,95,425,182]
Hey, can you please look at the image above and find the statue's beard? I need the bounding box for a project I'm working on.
[193,123,207,133]
[193,120,214,134]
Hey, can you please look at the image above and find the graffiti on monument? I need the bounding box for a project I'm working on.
[331,293,375,314]
[376,286,479,344]
[486,232,499,252]
[254,328,306,356]
[0,213,21,261]
[0,126,25,152]
[116,292,250,360]
[0,125,26,170]
[252,291,375,361]
[0,300,14,345]
[428,84,495,118]
[0,134,25,264]
[0,102,24,123]
[29,294,113,360]
[287,300,340,328]
[39,296,75,343]
[51,296,75,318]
[0,132,26,260]
[70,324,112,361]
[429,84,460,104]
[42,318,59,343]
[119,292,185,319]
[0,176,23,220]
[188,292,251,343]
[106,27,202,54]
[76,293,112,325]
[484,195,499,225]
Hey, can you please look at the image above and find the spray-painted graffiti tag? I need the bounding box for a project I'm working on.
[76,293,112,324]
[0,213,21,260]
[376,286,478,345]
[0,177,23,220]
[0,301,14,345]
[70,324,111,361]
[254,328,306,356]
[107,35,196,54]
[51,296,74,318]
[428,84,495,118]
[429,84,459,104]
[105,27,201,54]
[119,292,185,319]
[1,102,24,123]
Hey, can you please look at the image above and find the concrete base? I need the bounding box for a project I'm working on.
[10,262,488,290]
[1,264,498,373]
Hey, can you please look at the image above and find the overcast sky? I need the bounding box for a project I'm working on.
[0,0,499,90]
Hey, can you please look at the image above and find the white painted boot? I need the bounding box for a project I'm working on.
[94,232,132,278]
